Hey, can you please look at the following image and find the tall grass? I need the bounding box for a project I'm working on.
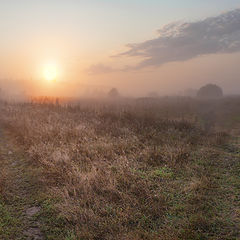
[0,97,236,239]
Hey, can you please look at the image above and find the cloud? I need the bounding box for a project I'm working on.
[86,64,115,75]
[117,9,240,69]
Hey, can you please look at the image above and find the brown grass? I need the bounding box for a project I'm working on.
[0,97,238,239]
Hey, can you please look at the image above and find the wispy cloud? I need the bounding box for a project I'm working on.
[116,8,240,69]
[86,63,128,75]
[86,64,115,75]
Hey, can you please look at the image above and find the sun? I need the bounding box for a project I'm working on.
[43,61,59,82]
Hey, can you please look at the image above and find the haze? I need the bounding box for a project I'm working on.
[1,0,240,97]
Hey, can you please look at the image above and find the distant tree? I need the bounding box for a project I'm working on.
[108,88,119,98]
[148,91,159,98]
[197,84,223,99]
[184,88,197,97]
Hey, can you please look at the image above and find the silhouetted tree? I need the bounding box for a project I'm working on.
[148,91,159,98]
[197,84,223,99]
[184,88,197,97]
[108,88,119,98]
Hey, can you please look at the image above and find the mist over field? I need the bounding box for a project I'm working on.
[0,1,239,240]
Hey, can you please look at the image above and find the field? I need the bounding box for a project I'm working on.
[0,97,239,240]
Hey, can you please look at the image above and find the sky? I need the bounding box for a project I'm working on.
[0,0,240,97]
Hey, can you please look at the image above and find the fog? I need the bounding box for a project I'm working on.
[2,54,239,99]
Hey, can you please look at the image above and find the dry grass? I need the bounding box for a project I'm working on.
[0,166,7,197]
[0,97,239,239]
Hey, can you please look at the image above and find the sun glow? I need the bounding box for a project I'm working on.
[43,61,59,82]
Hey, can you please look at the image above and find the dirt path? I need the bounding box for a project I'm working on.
[0,126,44,240]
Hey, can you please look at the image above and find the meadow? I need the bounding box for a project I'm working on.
[0,96,239,240]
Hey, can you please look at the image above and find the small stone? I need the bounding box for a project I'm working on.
[23,227,44,240]
[26,206,41,217]
[8,151,12,155]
